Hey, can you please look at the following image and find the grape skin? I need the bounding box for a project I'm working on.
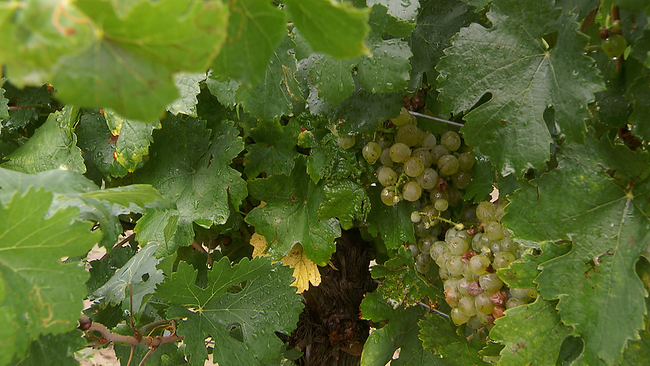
[362,141,382,164]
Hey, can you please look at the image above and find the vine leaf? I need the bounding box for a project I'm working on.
[0,85,8,119]
[167,72,206,117]
[367,185,416,250]
[92,243,163,312]
[504,135,650,364]
[104,109,161,173]
[211,0,287,88]
[437,0,603,175]
[284,0,370,58]
[244,118,301,179]
[419,313,488,365]
[310,55,356,105]
[333,90,403,136]
[0,189,100,362]
[490,298,572,365]
[155,258,303,366]
[54,0,228,120]
[319,180,370,230]
[497,241,571,289]
[626,74,650,142]
[134,116,246,255]
[245,157,341,266]
[360,292,438,365]
[368,3,415,39]
[2,106,85,174]
[281,243,321,293]
[8,330,86,366]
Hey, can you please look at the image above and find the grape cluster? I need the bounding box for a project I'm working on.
[363,107,474,216]
[426,201,538,328]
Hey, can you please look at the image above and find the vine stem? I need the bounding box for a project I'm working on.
[80,315,184,347]
[408,111,464,127]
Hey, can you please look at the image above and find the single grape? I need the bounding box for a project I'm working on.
[438,154,460,176]
[611,20,622,31]
[475,292,495,315]
[430,145,450,165]
[434,198,449,212]
[457,278,471,296]
[476,201,496,222]
[412,148,433,167]
[416,252,431,266]
[447,187,462,207]
[451,308,470,325]
[377,166,398,186]
[416,168,439,190]
[395,124,421,147]
[466,316,482,330]
[509,288,534,301]
[419,132,437,149]
[389,142,411,163]
[408,244,419,258]
[430,241,447,262]
[337,135,355,149]
[452,170,474,189]
[362,141,382,164]
[479,273,503,293]
[404,156,425,177]
[469,254,491,275]
[444,278,460,291]
[471,233,491,252]
[415,262,430,274]
[441,131,461,151]
[439,267,451,281]
[380,187,400,206]
[602,34,628,59]
[493,252,516,269]
[391,107,410,126]
[506,297,525,309]
[458,151,475,170]
[445,287,461,308]
[458,296,477,316]
[418,235,435,253]
[414,220,431,237]
[484,221,505,241]
[379,147,393,167]
[429,187,449,202]
[447,255,464,277]
[402,181,422,201]
[411,211,421,223]
[448,237,469,255]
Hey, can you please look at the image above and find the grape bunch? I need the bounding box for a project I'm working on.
[363,107,474,216]
[425,201,538,328]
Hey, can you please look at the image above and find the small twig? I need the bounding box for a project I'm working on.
[81,316,184,347]
[100,232,136,260]
[408,111,464,127]
[8,105,43,110]
[138,349,156,366]
[415,301,450,318]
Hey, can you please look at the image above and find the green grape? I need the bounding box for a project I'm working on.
[440,131,461,151]
[402,181,422,201]
[416,168,439,190]
[493,252,516,269]
[415,262,430,274]
[416,252,431,266]
[469,254,491,275]
[430,145,450,165]
[430,241,447,262]
[455,229,473,244]
[389,142,411,163]
[602,34,628,59]
[499,237,518,255]
[419,132,437,149]
[379,147,393,167]
[395,124,421,147]
[439,267,451,281]
[448,237,469,255]
[471,232,490,252]
[451,308,470,325]
[475,311,489,325]
[445,286,461,307]
[429,187,449,202]
[444,278,460,291]
[411,211,421,223]
[408,244,419,258]
[476,201,496,222]
[457,278,471,296]
[459,295,477,316]
[506,297,525,309]
[380,187,400,206]
[412,148,433,167]
[479,273,503,293]
[466,316,482,330]
[414,220,431,237]
[377,166,398,186]
[434,198,449,212]
[418,235,435,253]
[611,20,622,31]
[475,292,495,314]
[438,154,460,176]
[452,170,474,189]
[404,156,425,177]
[510,288,535,302]
[337,135,355,149]
[447,255,464,277]
[484,221,505,241]
[458,151,475,170]
[447,187,462,207]
[391,107,410,126]
[362,141,382,164]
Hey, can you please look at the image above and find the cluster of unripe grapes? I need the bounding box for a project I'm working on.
[423,201,538,328]
[360,108,474,219]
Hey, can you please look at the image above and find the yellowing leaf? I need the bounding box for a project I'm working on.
[250,232,269,258]
[281,244,321,293]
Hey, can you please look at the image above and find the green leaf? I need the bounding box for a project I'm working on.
[11,330,86,366]
[206,76,239,108]
[358,37,413,94]
[368,0,420,23]
[93,242,163,312]
[613,0,650,11]
[319,180,370,230]
[0,86,8,119]
[367,185,416,250]
[623,329,650,364]
[235,35,304,121]
[498,241,571,289]
[419,313,488,365]
[54,0,228,120]
[244,119,301,178]
[0,0,92,87]
[155,258,303,366]
[437,0,603,175]
[211,0,287,87]
[284,0,370,58]
[0,188,100,361]
[2,106,85,174]
[503,135,650,365]
[626,74,650,142]
[75,110,125,179]
[490,298,573,365]
[368,4,416,39]
[104,109,161,172]
[360,292,439,366]
[134,116,247,253]
[87,244,137,294]
[167,72,207,117]
[245,157,341,265]
[409,0,480,91]
[134,209,194,257]
[310,55,356,105]
[333,90,403,135]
